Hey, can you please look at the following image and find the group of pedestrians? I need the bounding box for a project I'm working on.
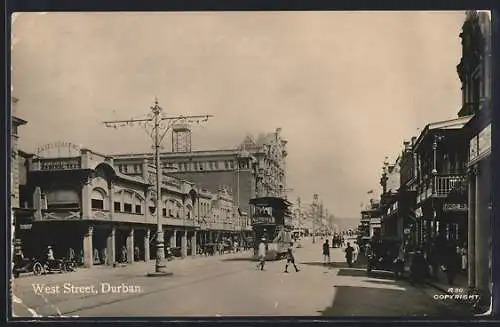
[256,238,299,273]
[322,238,358,267]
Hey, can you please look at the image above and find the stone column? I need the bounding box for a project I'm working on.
[171,230,177,248]
[475,162,491,299]
[181,230,188,258]
[81,179,92,219]
[144,228,150,261]
[106,226,116,266]
[83,225,94,268]
[109,183,115,220]
[127,228,134,264]
[191,231,197,257]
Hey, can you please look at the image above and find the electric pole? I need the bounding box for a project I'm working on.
[103,98,213,275]
[297,197,301,236]
[312,193,319,244]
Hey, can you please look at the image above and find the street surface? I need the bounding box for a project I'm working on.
[11,237,473,317]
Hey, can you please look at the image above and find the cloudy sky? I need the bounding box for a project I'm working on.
[12,11,466,218]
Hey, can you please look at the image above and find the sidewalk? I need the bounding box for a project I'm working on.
[426,269,468,294]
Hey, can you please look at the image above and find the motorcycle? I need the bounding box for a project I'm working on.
[13,257,44,278]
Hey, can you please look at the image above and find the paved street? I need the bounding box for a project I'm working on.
[12,238,472,318]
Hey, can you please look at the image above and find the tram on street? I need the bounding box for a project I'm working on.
[250,196,293,261]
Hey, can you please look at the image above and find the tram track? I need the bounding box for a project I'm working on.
[56,265,252,316]
[22,255,255,316]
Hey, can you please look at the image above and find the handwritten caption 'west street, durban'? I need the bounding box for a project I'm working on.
[32,283,143,295]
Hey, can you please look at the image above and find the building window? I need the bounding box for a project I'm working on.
[123,192,133,213]
[134,164,140,173]
[224,161,229,169]
[114,201,121,212]
[229,161,234,169]
[215,161,219,169]
[199,162,204,170]
[124,203,132,213]
[123,165,128,173]
[163,208,167,217]
[91,189,106,210]
[135,204,142,214]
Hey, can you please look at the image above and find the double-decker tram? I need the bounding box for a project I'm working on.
[250,196,293,260]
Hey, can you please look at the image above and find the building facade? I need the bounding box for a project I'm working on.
[16,145,251,268]
[410,116,471,248]
[457,11,492,304]
[398,139,418,248]
[113,128,289,216]
[379,157,401,239]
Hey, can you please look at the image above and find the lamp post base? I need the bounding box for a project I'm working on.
[146,237,173,277]
[146,271,173,277]
[146,260,173,277]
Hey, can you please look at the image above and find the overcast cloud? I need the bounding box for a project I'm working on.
[11,11,466,218]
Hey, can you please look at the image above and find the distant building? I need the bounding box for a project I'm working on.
[113,128,289,217]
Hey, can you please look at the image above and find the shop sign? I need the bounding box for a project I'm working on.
[19,224,32,230]
[252,216,275,225]
[35,141,81,158]
[443,203,468,212]
[478,124,491,157]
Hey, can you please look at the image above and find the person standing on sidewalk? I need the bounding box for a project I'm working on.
[352,241,360,263]
[256,238,267,271]
[460,243,467,273]
[345,242,354,268]
[322,240,330,265]
[284,243,300,273]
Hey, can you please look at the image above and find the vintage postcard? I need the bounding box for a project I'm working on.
[9,10,492,318]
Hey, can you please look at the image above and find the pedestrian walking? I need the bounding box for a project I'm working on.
[353,241,360,263]
[322,239,330,265]
[284,243,300,273]
[460,243,467,273]
[120,246,127,263]
[256,238,267,271]
[68,247,75,261]
[345,242,354,267]
[134,246,140,261]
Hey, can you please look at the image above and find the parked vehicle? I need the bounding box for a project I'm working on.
[13,256,44,278]
[366,238,405,278]
[43,258,66,274]
[408,250,429,285]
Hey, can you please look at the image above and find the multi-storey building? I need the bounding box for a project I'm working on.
[379,157,401,239]
[456,10,492,305]
[398,138,418,248]
[360,199,382,239]
[113,128,289,217]
[16,144,251,268]
[410,115,471,248]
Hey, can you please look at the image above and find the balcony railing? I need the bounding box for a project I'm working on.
[416,174,466,202]
[435,175,466,197]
